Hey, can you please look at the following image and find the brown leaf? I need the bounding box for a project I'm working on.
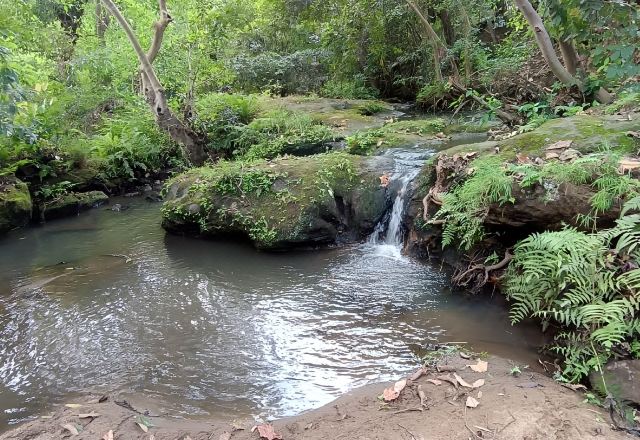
[546,140,573,151]
[436,374,458,389]
[459,352,471,360]
[620,159,640,174]
[545,152,560,160]
[436,365,457,373]
[136,422,149,433]
[408,367,426,381]
[61,424,80,436]
[426,379,442,386]
[467,359,488,373]
[379,173,390,187]
[560,383,587,392]
[102,430,114,440]
[454,373,474,388]
[472,379,485,388]
[417,384,427,407]
[559,148,580,161]
[465,396,480,408]
[78,412,100,418]
[252,424,282,440]
[383,379,407,401]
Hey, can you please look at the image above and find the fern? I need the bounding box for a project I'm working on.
[505,197,640,382]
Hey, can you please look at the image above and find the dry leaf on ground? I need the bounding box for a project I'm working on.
[436,374,458,389]
[102,430,113,440]
[383,379,407,401]
[546,140,573,151]
[467,359,488,373]
[61,423,80,436]
[136,422,149,433]
[620,159,640,173]
[64,403,83,409]
[453,373,473,388]
[408,367,426,381]
[78,412,100,418]
[426,379,442,386]
[466,396,480,408]
[472,379,485,388]
[252,424,283,440]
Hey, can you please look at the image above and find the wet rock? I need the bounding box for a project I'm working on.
[590,360,640,405]
[0,177,32,234]
[162,152,393,249]
[39,191,109,221]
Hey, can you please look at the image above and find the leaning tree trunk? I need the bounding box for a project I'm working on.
[514,0,613,104]
[558,40,578,75]
[406,0,446,82]
[100,0,206,165]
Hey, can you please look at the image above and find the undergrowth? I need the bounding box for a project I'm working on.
[505,196,640,384]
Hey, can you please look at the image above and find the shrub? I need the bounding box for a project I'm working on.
[320,75,378,99]
[505,196,640,383]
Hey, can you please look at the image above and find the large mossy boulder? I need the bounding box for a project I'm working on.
[162,152,393,249]
[0,177,32,234]
[39,191,109,221]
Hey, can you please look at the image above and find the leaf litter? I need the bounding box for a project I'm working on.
[251,424,282,440]
[383,378,407,401]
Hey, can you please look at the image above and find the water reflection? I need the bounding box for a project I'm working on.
[0,199,538,427]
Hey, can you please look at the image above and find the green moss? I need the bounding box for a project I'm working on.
[0,179,32,233]
[162,152,375,248]
[382,118,446,136]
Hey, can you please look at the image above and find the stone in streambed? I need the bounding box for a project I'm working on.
[590,360,640,406]
[0,177,32,234]
[39,191,109,221]
[161,152,393,249]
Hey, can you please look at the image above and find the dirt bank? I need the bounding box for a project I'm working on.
[2,354,632,440]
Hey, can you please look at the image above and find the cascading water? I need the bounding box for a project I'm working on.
[368,147,432,258]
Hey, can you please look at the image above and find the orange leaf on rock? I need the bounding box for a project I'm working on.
[467,359,488,373]
[252,424,282,440]
[383,379,407,401]
[545,140,573,151]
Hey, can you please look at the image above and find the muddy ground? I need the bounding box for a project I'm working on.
[1,354,633,440]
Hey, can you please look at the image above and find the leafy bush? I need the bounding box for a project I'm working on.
[345,129,385,155]
[320,75,378,99]
[237,110,335,160]
[356,101,389,116]
[505,196,640,383]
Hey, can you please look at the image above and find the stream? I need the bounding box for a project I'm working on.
[0,145,542,428]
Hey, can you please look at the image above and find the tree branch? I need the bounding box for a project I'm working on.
[147,0,172,65]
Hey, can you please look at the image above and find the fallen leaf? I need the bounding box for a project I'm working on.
[454,373,474,388]
[559,148,581,161]
[467,359,488,373]
[546,140,573,151]
[383,379,407,401]
[472,379,485,388]
[426,379,442,386]
[517,381,542,389]
[459,352,471,360]
[619,159,640,174]
[379,173,390,187]
[304,423,314,430]
[78,412,100,418]
[102,430,113,440]
[61,423,80,436]
[64,403,83,409]
[136,422,149,433]
[408,367,426,381]
[252,424,282,440]
[41,415,54,419]
[477,391,483,399]
[545,152,560,160]
[560,383,587,392]
[417,384,427,408]
[436,365,457,373]
[436,374,458,389]
[466,396,480,408]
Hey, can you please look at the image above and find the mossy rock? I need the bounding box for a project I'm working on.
[162,152,394,249]
[441,114,639,158]
[39,191,109,221]
[0,177,32,234]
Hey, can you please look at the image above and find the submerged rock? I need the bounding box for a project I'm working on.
[590,360,640,405]
[0,177,32,234]
[39,191,109,221]
[162,152,393,249]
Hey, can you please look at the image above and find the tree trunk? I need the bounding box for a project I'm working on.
[558,40,578,75]
[100,0,206,165]
[406,0,446,82]
[96,1,109,43]
[513,0,613,104]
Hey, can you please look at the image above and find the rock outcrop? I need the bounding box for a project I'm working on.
[38,191,109,221]
[162,152,393,249]
[0,177,32,234]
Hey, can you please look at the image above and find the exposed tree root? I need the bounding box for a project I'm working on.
[452,251,513,291]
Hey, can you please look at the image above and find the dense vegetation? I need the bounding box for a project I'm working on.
[1,0,639,405]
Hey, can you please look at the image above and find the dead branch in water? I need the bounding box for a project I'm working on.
[452,251,513,289]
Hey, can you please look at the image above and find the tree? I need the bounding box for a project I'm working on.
[513,0,613,104]
[100,0,206,165]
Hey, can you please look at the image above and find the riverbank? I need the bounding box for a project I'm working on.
[1,354,631,440]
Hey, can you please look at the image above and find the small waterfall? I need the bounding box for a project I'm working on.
[368,148,431,257]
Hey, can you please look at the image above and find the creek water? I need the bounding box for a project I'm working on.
[0,146,542,428]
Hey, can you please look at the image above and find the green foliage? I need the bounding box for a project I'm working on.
[345,129,385,155]
[34,180,75,201]
[356,101,389,116]
[382,118,446,136]
[320,76,378,100]
[433,156,514,250]
[416,81,451,108]
[505,196,640,382]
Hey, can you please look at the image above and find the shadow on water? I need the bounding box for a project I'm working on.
[0,196,541,429]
